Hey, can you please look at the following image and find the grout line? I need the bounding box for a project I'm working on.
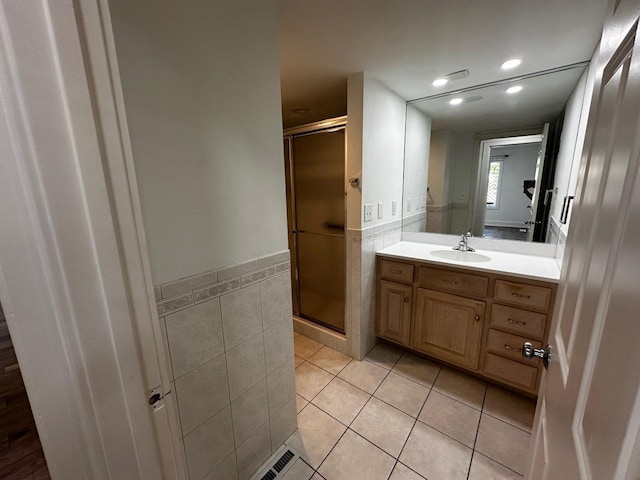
[466,386,488,480]
[388,365,443,480]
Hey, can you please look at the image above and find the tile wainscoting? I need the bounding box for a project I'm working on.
[154,250,296,480]
[347,219,403,360]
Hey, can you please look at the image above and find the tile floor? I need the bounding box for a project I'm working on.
[284,333,536,480]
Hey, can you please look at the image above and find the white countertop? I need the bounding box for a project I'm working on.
[378,241,561,283]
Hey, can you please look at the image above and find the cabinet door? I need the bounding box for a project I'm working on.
[413,289,485,370]
[377,280,413,345]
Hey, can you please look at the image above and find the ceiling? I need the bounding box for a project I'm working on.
[277,0,609,128]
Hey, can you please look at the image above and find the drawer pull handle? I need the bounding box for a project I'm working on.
[442,280,458,285]
[404,297,410,303]
[507,318,527,326]
[504,344,522,352]
[389,269,402,274]
[512,292,531,299]
[474,315,480,321]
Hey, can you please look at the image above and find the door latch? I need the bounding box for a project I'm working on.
[523,342,551,369]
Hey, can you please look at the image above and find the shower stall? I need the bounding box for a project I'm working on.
[283,116,347,333]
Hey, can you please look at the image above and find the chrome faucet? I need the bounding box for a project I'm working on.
[453,232,475,252]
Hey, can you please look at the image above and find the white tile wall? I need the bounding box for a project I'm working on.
[155,251,296,480]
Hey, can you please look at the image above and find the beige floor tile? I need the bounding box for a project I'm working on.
[389,462,426,480]
[391,353,441,387]
[308,347,351,375]
[294,335,324,359]
[374,372,430,418]
[433,368,487,410]
[468,452,523,480]
[418,391,480,448]
[310,475,324,480]
[318,429,395,480]
[399,422,472,480]
[364,342,404,370]
[281,458,315,480]
[483,385,536,432]
[337,360,389,394]
[475,414,530,475]
[295,355,306,368]
[295,362,334,400]
[351,397,414,457]
[312,377,370,425]
[286,404,346,468]
[296,394,309,413]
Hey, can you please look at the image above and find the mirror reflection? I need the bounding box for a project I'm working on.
[402,64,591,243]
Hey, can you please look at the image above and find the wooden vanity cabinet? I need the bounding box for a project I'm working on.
[376,256,556,396]
[378,280,413,345]
[413,289,485,370]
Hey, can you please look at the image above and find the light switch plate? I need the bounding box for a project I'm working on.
[392,200,397,216]
[422,196,427,208]
[364,203,373,222]
[377,202,383,219]
[406,198,411,212]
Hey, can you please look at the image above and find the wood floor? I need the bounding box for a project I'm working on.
[0,305,50,480]
[483,225,529,241]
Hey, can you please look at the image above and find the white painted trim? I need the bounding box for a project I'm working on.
[472,134,544,236]
[0,1,183,478]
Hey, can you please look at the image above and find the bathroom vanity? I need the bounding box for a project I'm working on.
[376,241,559,396]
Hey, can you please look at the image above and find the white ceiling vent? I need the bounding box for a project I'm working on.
[463,95,483,103]
[446,69,470,81]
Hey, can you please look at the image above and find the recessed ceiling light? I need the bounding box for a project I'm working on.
[432,77,449,87]
[501,58,522,70]
[449,98,464,105]
[506,85,523,94]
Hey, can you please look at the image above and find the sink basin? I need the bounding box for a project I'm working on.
[430,250,492,263]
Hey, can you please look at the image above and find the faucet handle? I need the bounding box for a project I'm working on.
[466,231,472,237]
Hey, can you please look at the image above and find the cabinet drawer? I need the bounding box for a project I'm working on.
[380,260,414,283]
[486,329,541,363]
[418,266,488,298]
[491,304,547,338]
[494,280,552,311]
[484,353,539,391]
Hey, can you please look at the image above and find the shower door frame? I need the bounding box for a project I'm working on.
[283,116,348,332]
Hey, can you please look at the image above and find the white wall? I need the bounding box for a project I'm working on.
[549,64,597,235]
[403,104,431,220]
[449,130,476,205]
[427,130,451,206]
[109,0,288,285]
[360,74,407,227]
[485,143,539,227]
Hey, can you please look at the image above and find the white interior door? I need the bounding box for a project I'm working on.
[527,4,640,479]
[526,123,549,242]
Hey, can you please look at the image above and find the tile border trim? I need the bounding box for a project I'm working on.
[155,250,291,316]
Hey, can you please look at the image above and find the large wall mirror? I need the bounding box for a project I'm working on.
[402,62,592,244]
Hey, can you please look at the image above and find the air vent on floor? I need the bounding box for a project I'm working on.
[251,445,301,480]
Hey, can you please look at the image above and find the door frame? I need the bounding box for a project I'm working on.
[0,0,184,478]
[472,133,544,236]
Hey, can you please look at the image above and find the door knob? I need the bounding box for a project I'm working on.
[522,342,551,369]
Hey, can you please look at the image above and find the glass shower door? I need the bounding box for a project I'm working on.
[292,128,345,332]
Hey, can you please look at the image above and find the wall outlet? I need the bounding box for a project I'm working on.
[377,202,383,219]
[406,198,411,212]
[392,200,397,216]
[364,203,373,222]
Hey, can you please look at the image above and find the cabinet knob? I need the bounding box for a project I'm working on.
[404,297,410,303]
[474,315,480,321]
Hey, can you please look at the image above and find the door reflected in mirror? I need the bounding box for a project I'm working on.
[402,63,592,244]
